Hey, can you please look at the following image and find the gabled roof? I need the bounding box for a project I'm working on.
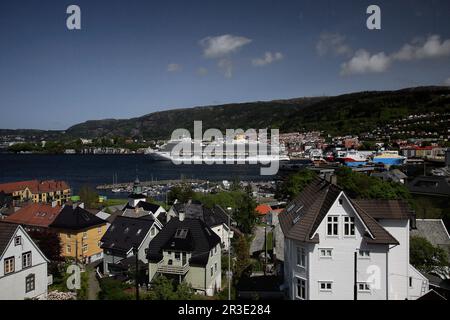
[171,203,229,227]
[4,203,62,228]
[100,216,155,255]
[256,204,272,216]
[50,205,105,231]
[411,219,450,255]
[279,177,399,245]
[147,217,220,266]
[407,176,450,197]
[0,222,18,258]
[123,200,162,214]
[352,199,413,220]
[0,180,70,194]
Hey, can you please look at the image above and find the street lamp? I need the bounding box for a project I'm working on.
[132,245,139,301]
[226,207,233,300]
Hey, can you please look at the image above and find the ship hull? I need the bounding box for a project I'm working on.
[373,157,405,165]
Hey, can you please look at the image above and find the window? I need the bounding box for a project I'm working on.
[210,266,214,277]
[66,244,72,254]
[358,250,370,258]
[82,244,88,253]
[319,281,332,292]
[4,257,15,274]
[98,227,102,234]
[358,283,371,292]
[22,252,32,268]
[319,248,333,258]
[214,245,217,254]
[25,274,35,293]
[296,247,306,268]
[327,216,339,236]
[215,262,218,272]
[338,198,343,205]
[150,227,156,237]
[175,252,180,260]
[296,278,307,300]
[344,217,355,236]
[67,234,72,239]
[82,232,88,239]
[14,236,22,246]
[409,277,413,288]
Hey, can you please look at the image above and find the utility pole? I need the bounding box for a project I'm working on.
[228,212,231,301]
[264,226,267,276]
[354,251,357,300]
[133,246,140,301]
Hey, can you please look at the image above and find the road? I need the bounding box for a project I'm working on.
[250,226,266,254]
[87,266,100,300]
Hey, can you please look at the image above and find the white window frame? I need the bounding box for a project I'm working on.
[318,281,333,292]
[343,216,355,237]
[14,236,22,246]
[22,251,32,269]
[327,216,339,237]
[296,247,306,268]
[4,256,15,274]
[295,277,307,300]
[319,248,333,259]
[25,274,35,293]
[82,243,88,253]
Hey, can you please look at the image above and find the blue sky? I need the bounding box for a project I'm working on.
[0,0,449,130]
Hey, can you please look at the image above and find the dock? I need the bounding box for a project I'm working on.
[96,179,209,190]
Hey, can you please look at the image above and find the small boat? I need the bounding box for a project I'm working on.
[373,151,406,166]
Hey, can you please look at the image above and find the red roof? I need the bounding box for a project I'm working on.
[0,180,70,194]
[255,204,272,216]
[5,203,62,227]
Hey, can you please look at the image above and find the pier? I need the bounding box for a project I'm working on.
[96,179,209,190]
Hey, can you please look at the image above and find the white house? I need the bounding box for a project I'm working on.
[0,222,49,300]
[279,177,429,300]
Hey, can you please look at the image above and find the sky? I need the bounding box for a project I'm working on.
[0,0,449,130]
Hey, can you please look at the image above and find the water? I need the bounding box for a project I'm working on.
[0,154,274,197]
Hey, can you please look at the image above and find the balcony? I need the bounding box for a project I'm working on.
[157,260,190,275]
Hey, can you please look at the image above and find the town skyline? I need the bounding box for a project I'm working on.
[1,0,450,130]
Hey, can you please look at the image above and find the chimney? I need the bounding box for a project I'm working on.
[179,210,185,222]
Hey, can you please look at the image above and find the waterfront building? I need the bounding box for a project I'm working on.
[0,180,71,206]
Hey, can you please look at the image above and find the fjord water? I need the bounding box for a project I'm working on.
[0,154,272,197]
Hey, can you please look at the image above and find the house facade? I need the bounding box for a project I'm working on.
[280,177,428,300]
[0,180,71,205]
[101,215,162,275]
[49,204,107,264]
[147,217,222,296]
[0,222,49,300]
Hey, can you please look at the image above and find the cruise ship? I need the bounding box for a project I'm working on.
[146,136,290,163]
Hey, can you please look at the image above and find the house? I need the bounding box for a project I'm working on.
[372,169,408,184]
[279,176,428,300]
[4,203,62,231]
[407,176,450,197]
[168,201,233,251]
[411,219,450,261]
[49,204,107,264]
[100,215,162,276]
[147,216,222,296]
[0,222,49,300]
[0,180,71,205]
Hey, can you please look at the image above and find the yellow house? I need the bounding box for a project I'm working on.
[49,204,107,264]
[0,180,71,205]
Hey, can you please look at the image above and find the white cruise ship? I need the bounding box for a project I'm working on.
[146,135,290,163]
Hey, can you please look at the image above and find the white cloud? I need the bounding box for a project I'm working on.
[445,78,450,86]
[316,32,352,57]
[197,67,208,76]
[252,52,284,67]
[392,35,450,61]
[199,34,252,59]
[341,50,391,75]
[167,63,182,72]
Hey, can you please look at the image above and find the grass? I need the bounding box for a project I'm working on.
[100,198,128,207]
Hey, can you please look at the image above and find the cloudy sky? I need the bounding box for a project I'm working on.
[1,0,450,130]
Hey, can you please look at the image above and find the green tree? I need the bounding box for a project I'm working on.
[276,169,317,200]
[233,186,257,234]
[145,275,194,300]
[233,235,252,284]
[410,236,448,273]
[78,185,99,208]
[167,183,194,204]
